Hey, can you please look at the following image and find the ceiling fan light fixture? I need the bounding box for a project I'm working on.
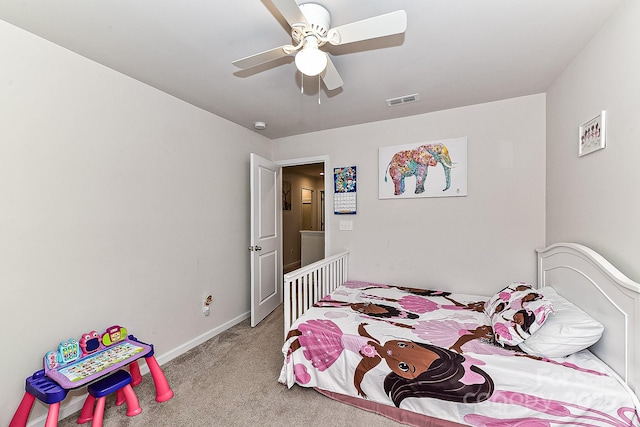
[232,2,408,91]
[295,38,327,76]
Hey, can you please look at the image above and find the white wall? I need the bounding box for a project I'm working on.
[546,0,640,281]
[274,94,546,295]
[0,20,270,424]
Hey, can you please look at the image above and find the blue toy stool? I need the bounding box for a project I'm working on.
[77,370,142,426]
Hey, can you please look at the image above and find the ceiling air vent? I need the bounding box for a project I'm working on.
[386,93,420,107]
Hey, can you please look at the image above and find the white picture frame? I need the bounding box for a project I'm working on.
[579,111,606,156]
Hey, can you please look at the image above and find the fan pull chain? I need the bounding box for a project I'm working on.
[318,76,321,105]
[301,73,304,94]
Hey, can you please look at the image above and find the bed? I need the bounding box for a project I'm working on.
[279,243,640,426]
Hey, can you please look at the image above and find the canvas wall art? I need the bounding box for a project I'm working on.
[379,137,467,199]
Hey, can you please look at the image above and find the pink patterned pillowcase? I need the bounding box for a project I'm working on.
[484,282,554,347]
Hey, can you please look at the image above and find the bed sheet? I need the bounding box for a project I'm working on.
[279,280,640,426]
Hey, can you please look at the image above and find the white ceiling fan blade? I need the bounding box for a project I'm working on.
[321,55,343,90]
[271,0,308,28]
[232,46,292,69]
[328,10,407,45]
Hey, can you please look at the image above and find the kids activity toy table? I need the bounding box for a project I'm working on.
[9,325,173,427]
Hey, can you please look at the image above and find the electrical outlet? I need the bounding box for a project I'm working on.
[203,295,213,316]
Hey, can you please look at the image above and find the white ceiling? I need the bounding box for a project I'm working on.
[0,0,625,140]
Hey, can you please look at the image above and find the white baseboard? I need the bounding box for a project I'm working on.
[153,311,250,367]
[27,311,250,427]
[284,261,301,274]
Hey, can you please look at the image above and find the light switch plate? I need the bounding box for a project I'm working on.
[339,220,353,231]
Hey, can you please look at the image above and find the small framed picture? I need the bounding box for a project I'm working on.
[579,111,606,156]
[282,180,292,210]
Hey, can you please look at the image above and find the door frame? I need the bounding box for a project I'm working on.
[277,155,330,259]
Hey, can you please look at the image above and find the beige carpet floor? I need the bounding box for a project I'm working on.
[56,305,403,426]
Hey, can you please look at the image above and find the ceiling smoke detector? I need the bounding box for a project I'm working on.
[386,93,420,107]
[254,121,267,130]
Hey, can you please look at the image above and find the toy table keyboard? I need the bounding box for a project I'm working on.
[44,338,151,389]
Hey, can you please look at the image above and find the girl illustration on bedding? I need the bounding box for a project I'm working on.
[441,295,487,312]
[342,280,488,313]
[314,298,420,321]
[383,343,494,407]
[484,282,553,346]
[358,291,487,314]
[412,319,518,356]
[488,283,543,314]
[343,280,451,298]
[286,320,494,404]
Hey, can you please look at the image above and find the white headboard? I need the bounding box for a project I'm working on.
[537,243,640,396]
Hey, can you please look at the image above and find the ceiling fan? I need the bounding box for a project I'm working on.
[232,0,407,90]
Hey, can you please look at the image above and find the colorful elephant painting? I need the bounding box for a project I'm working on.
[384,143,453,195]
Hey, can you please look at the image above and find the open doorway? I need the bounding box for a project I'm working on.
[282,162,325,274]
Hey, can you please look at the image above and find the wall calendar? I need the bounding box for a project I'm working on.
[334,166,357,214]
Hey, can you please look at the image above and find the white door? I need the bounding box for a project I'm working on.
[250,153,282,326]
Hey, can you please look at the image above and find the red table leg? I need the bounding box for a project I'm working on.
[144,355,174,402]
[44,402,61,427]
[129,360,143,386]
[13,370,67,427]
[10,392,61,427]
[9,392,35,427]
[77,394,97,424]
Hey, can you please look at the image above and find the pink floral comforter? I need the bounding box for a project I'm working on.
[279,280,640,426]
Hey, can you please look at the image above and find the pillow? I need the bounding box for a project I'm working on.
[518,287,604,358]
[485,282,554,347]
